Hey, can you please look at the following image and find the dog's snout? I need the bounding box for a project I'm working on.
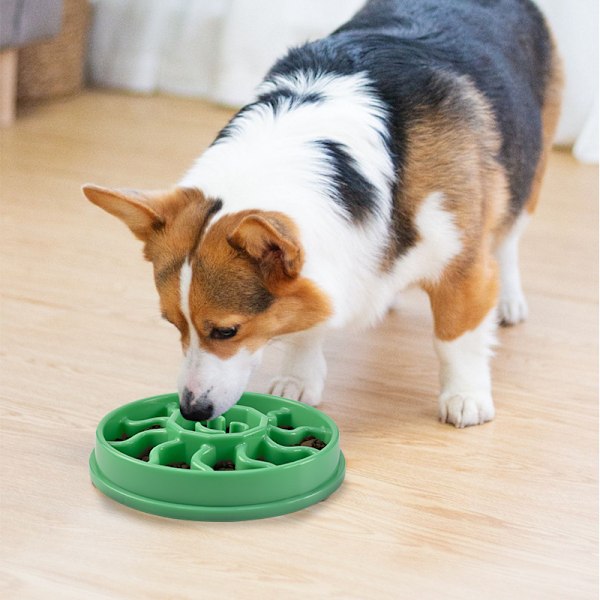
[180,387,214,421]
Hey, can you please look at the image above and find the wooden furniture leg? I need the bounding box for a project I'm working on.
[0,48,18,127]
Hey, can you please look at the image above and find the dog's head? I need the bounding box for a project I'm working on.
[83,185,331,420]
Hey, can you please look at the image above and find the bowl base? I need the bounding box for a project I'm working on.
[89,451,345,521]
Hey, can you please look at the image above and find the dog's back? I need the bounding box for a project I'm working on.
[268,0,559,233]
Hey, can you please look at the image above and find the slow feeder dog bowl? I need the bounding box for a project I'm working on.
[89,392,345,520]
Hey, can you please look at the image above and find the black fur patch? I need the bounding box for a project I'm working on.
[212,105,253,146]
[315,139,378,222]
[213,90,324,145]
[255,88,324,113]
[262,0,553,255]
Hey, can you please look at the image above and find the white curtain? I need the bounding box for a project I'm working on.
[87,0,598,163]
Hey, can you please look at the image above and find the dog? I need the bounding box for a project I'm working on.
[83,0,561,427]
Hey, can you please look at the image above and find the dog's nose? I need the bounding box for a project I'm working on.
[179,388,214,421]
[180,403,213,421]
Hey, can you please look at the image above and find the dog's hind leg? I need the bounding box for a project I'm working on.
[268,329,327,406]
[495,214,530,325]
[496,42,562,326]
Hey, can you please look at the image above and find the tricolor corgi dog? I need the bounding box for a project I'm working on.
[83,0,561,427]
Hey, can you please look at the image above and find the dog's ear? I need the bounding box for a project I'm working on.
[227,213,303,281]
[82,184,166,241]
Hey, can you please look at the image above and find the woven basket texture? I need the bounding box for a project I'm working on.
[17,0,91,102]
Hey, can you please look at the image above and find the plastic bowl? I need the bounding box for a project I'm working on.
[89,392,345,520]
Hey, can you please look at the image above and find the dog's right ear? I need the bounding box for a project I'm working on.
[82,184,165,241]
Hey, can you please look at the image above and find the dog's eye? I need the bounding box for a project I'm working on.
[209,325,239,340]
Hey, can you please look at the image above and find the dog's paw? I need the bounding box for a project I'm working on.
[268,376,323,406]
[439,392,495,428]
[498,292,528,326]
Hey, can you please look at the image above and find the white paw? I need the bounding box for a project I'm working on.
[498,292,528,326]
[439,392,495,428]
[268,376,323,406]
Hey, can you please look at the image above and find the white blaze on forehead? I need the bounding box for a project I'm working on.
[177,258,264,417]
[179,259,199,349]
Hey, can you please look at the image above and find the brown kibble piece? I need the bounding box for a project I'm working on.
[146,424,162,430]
[213,460,236,471]
[167,462,190,469]
[138,446,153,462]
[297,436,326,450]
[278,425,294,430]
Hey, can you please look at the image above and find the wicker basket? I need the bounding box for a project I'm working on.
[17,0,91,102]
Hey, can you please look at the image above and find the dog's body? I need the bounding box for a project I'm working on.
[84,0,561,426]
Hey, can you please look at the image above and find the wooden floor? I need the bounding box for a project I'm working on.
[1,91,597,599]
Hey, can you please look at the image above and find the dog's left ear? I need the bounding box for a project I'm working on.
[82,184,166,241]
[228,212,303,281]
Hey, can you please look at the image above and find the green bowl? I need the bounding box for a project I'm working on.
[89,392,345,520]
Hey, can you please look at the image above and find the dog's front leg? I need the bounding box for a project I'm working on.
[423,256,499,427]
[268,329,327,406]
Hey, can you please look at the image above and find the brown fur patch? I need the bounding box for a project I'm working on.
[384,73,510,273]
[423,252,499,341]
[384,75,508,340]
[84,185,228,349]
[417,52,564,340]
[193,277,332,360]
[143,188,223,347]
[143,188,221,267]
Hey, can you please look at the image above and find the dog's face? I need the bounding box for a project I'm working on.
[83,185,331,420]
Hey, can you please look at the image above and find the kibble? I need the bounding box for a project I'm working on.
[213,460,236,471]
[138,447,153,462]
[297,436,326,450]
